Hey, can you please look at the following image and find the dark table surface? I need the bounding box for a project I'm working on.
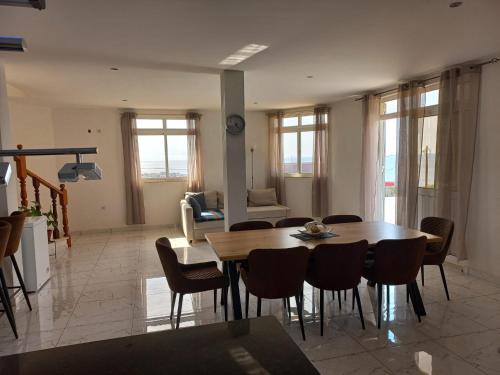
[0,316,319,374]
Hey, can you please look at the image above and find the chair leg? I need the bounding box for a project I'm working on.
[352,289,355,310]
[0,271,17,339]
[354,286,365,330]
[344,289,347,301]
[439,264,450,301]
[286,297,291,320]
[406,285,409,303]
[170,292,177,320]
[213,289,217,313]
[320,289,324,336]
[332,291,335,301]
[386,284,390,307]
[245,288,250,318]
[221,261,228,305]
[223,286,228,322]
[377,283,383,329]
[257,297,262,317]
[421,265,425,286]
[408,282,422,323]
[295,294,306,341]
[10,255,31,311]
[176,293,183,329]
[337,290,342,310]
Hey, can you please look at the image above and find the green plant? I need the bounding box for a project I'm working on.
[43,210,58,230]
[19,201,42,217]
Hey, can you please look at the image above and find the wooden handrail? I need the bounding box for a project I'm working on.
[26,170,63,194]
[14,144,72,247]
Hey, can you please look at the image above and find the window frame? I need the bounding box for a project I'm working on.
[136,115,189,182]
[379,80,440,190]
[280,111,316,177]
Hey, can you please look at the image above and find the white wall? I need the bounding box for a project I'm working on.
[52,108,127,232]
[329,99,364,216]
[466,62,500,280]
[8,100,58,211]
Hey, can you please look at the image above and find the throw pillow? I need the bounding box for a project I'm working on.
[186,192,207,211]
[186,195,202,219]
[204,190,218,209]
[248,188,278,207]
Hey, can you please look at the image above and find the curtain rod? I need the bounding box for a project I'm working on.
[355,57,499,101]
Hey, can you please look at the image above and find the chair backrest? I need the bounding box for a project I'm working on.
[275,217,314,228]
[420,217,454,262]
[0,221,12,261]
[246,246,309,299]
[322,215,362,225]
[0,211,26,257]
[230,221,274,232]
[371,236,427,285]
[307,240,368,290]
[155,237,184,293]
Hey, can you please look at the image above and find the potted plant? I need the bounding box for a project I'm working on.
[43,210,58,241]
[19,201,43,217]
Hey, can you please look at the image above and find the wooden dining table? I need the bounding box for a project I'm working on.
[205,221,442,320]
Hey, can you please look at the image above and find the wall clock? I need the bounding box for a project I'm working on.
[225,114,246,135]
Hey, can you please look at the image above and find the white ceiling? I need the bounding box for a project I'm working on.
[1,0,500,110]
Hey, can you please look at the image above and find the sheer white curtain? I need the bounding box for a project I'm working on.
[186,112,204,192]
[267,112,286,204]
[361,95,384,221]
[396,82,426,228]
[121,112,145,225]
[312,106,330,217]
[434,66,481,260]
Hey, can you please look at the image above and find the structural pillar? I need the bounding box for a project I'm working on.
[220,70,247,230]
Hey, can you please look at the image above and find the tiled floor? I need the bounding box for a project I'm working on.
[1,227,500,374]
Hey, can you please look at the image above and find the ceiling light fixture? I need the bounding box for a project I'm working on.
[219,44,268,66]
[110,67,119,71]
[0,0,45,10]
[449,1,463,8]
[121,99,128,102]
[0,36,26,52]
[306,75,314,79]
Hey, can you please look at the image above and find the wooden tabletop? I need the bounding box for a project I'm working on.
[206,221,442,261]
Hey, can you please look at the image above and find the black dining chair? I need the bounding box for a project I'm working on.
[275,217,314,228]
[322,215,363,225]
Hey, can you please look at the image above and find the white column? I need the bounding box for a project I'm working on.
[0,64,18,216]
[0,63,21,285]
[221,70,247,230]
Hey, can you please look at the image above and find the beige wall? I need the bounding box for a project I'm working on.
[8,100,57,212]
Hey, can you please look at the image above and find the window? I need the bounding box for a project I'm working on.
[380,82,440,223]
[281,113,322,176]
[136,117,189,180]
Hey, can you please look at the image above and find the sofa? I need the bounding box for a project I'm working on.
[181,189,289,242]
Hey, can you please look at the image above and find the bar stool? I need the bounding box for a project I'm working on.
[0,220,17,338]
[0,211,31,311]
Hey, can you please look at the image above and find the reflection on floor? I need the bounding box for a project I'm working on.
[1,227,500,374]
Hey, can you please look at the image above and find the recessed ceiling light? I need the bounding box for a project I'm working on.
[110,67,119,71]
[306,75,314,79]
[121,99,128,102]
[253,102,258,105]
[449,1,463,8]
[219,44,268,66]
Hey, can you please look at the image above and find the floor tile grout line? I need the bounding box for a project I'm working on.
[54,235,111,347]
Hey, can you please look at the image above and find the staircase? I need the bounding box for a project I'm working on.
[14,144,71,247]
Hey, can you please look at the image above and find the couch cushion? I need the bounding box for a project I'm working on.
[194,209,224,223]
[217,191,224,209]
[204,190,218,209]
[194,218,225,230]
[247,205,289,219]
[248,188,278,207]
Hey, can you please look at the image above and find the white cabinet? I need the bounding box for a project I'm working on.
[21,216,51,292]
